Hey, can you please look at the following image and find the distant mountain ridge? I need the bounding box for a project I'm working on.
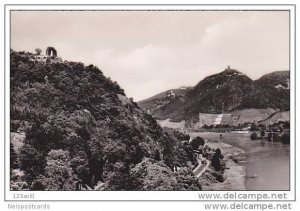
[138,67,290,123]
[138,86,191,114]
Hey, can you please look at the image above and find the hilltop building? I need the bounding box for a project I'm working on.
[34,47,62,63]
[166,90,176,98]
[274,78,290,90]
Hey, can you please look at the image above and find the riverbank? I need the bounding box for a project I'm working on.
[199,140,246,191]
[191,132,290,190]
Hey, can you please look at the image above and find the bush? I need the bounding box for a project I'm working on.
[281,133,290,145]
[260,130,266,138]
[267,133,272,142]
[10,121,20,132]
[273,134,281,142]
[211,148,224,172]
[250,132,257,140]
[190,136,205,150]
[250,123,258,131]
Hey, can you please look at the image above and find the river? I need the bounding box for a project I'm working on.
[189,132,290,191]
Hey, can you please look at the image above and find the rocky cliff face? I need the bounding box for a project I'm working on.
[138,68,290,123]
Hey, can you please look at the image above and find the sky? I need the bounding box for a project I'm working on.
[11,11,289,101]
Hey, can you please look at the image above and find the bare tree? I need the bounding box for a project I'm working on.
[35,48,42,55]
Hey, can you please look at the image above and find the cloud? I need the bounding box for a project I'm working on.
[90,45,181,100]
[11,11,289,101]
[194,13,289,77]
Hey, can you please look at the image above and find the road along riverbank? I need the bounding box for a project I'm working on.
[198,139,246,190]
[190,132,290,190]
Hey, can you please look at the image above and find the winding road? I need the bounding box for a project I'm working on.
[193,157,210,178]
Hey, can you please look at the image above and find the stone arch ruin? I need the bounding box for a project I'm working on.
[46,47,57,57]
[34,46,62,63]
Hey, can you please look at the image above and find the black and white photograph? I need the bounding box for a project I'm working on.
[7,5,293,196]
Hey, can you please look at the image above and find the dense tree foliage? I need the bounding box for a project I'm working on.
[139,69,290,124]
[10,169,28,190]
[190,136,205,150]
[211,149,224,172]
[10,143,18,169]
[19,144,46,186]
[281,133,290,145]
[130,158,201,191]
[10,50,201,190]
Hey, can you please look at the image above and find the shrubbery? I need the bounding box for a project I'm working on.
[211,148,225,172]
[272,134,281,142]
[281,133,290,145]
[250,132,258,140]
[190,136,205,150]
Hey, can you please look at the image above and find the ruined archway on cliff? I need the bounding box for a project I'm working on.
[46,47,57,57]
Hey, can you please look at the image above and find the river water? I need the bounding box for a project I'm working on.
[190,132,290,191]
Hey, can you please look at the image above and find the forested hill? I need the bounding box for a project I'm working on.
[138,68,290,123]
[10,50,202,191]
